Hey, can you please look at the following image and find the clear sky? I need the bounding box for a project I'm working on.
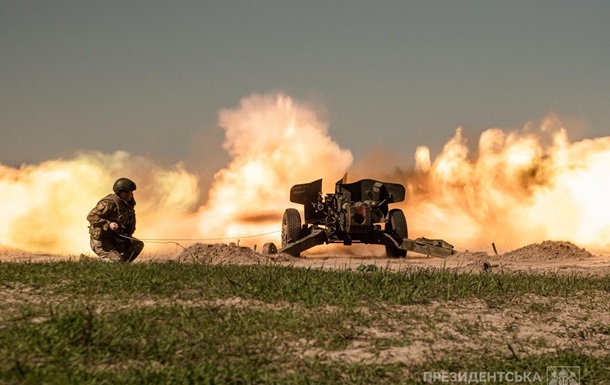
[2,1,609,172]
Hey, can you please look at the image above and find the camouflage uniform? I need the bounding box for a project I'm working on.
[87,193,144,262]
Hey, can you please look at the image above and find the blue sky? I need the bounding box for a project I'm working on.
[2,1,609,173]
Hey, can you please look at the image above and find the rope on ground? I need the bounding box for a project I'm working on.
[115,230,281,252]
[114,230,281,263]
[135,230,281,243]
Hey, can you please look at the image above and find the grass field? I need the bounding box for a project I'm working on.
[1,260,609,384]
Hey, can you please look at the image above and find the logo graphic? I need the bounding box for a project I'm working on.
[547,366,580,385]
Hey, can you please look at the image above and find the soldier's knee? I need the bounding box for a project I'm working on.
[90,239,123,262]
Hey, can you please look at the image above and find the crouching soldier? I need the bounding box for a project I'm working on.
[87,178,144,262]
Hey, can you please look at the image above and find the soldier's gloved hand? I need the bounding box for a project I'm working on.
[109,222,119,231]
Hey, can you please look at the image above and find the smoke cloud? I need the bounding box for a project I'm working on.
[194,93,353,242]
[394,115,610,251]
[1,95,610,256]
[0,151,200,253]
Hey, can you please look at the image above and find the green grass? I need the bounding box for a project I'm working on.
[1,261,609,384]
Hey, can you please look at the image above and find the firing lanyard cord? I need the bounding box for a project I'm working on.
[114,231,282,263]
[115,230,281,245]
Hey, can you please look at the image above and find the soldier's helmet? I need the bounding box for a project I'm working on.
[113,178,137,195]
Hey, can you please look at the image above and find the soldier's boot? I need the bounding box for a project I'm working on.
[123,239,145,263]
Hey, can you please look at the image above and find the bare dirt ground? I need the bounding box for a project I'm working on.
[2,241,609,372]
[2,240,610,276]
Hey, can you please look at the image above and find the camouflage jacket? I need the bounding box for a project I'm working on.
[87,193,137,240]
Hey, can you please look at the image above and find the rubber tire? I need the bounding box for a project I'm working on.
[281,208,302,248]
[385,209,408,257]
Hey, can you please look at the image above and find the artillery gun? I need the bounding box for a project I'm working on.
[263,177,457,258]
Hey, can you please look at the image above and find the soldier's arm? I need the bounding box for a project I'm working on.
[86,200,114,231]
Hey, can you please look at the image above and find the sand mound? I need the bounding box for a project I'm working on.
[175,242,291,264]
[456,240,593,263]
[500,240,593,261]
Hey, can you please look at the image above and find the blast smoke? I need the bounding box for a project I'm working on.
[1,95,610,256]
[393,115,610,251]
[0,151,200,254]
[194,94,353,242]
[0,94,353,254]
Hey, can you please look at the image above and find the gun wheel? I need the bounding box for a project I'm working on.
[385,209,408,257]
[281,208,302,248]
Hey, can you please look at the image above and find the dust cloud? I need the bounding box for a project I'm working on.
[1,94,609,255]
[392,116,610,251]
[0,94,352,254]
